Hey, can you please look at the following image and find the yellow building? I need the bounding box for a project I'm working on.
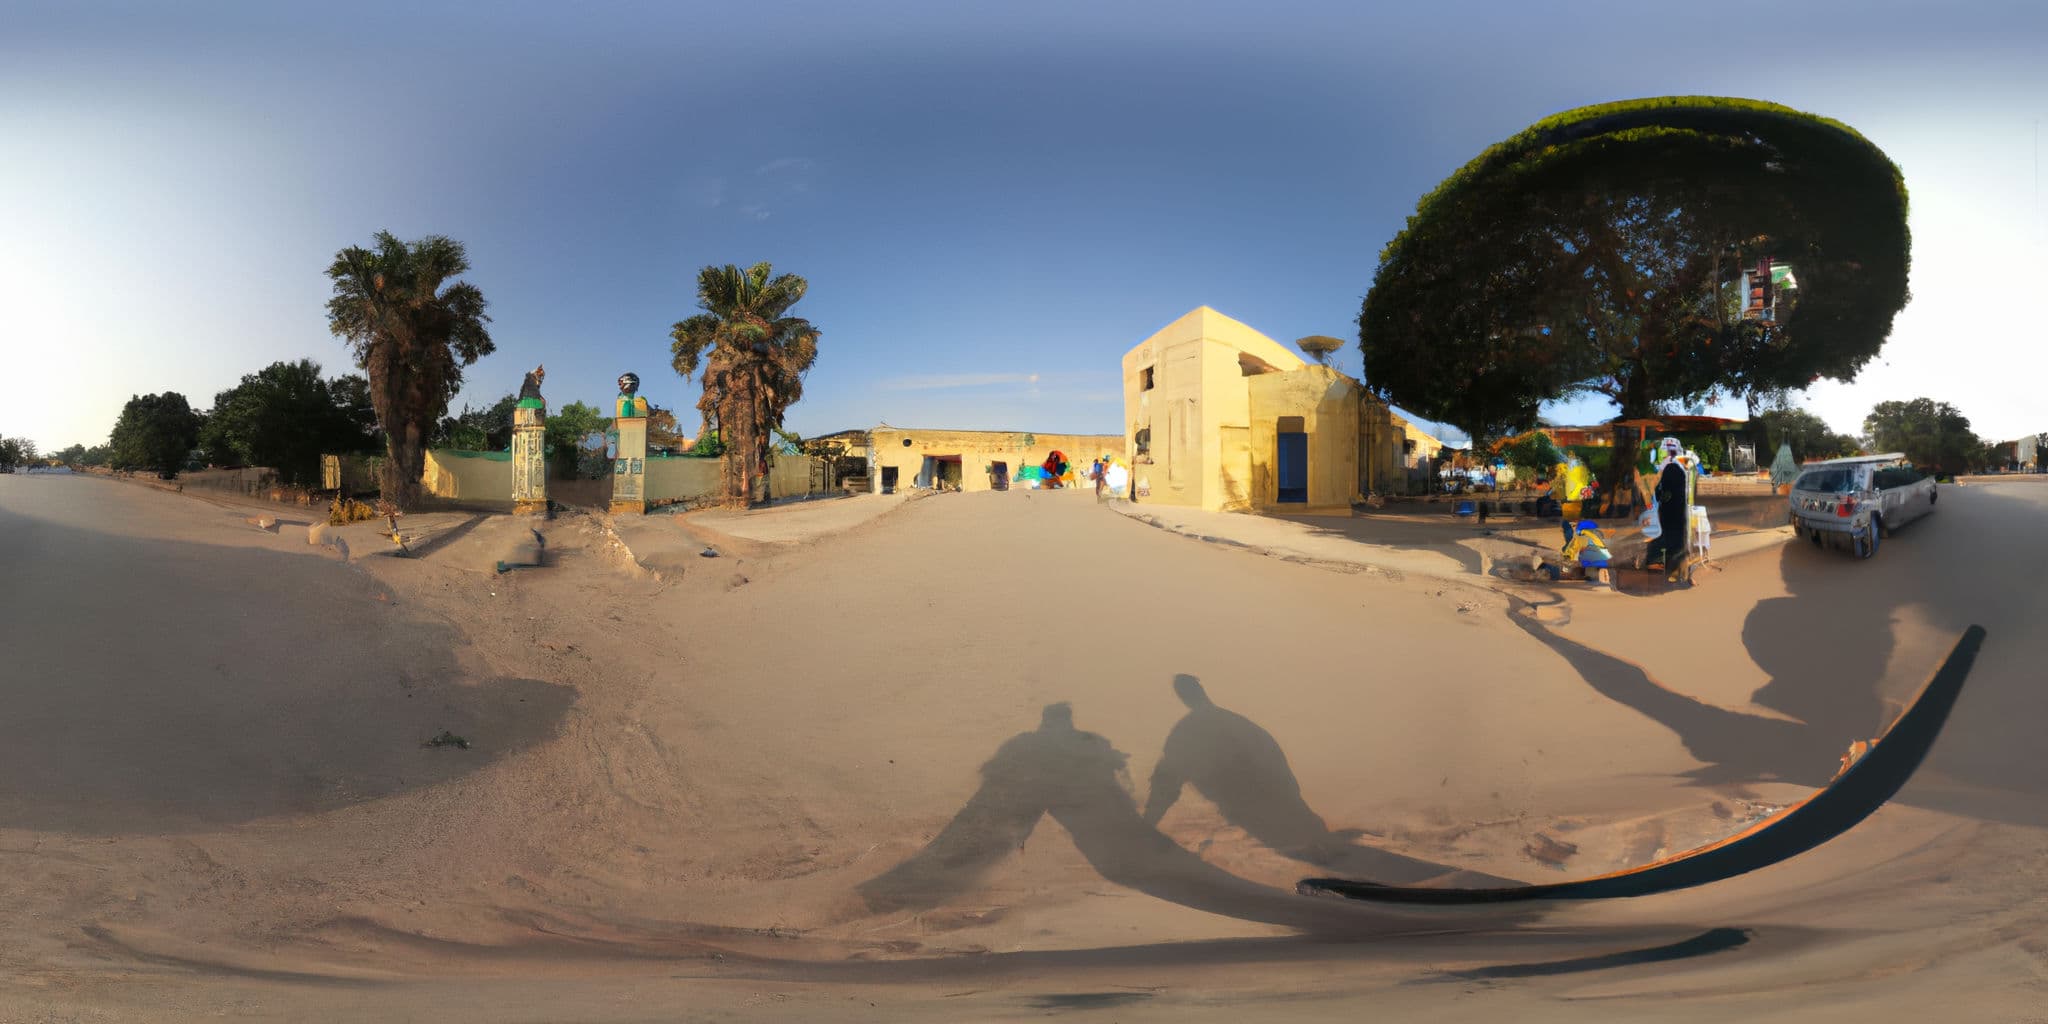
[866,426,1126,493]
[1388,412,1452,467]
[1121,307,1402,511]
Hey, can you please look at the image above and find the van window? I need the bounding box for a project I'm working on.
[1873,466,1926,490]
[1795,467,1860,493]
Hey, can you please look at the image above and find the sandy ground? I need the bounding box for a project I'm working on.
[0,473,2043,1022]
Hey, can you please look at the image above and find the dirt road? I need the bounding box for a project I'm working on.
[1,473,2041,1021]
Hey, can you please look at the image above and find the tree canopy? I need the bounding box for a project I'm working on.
[0,437,37,472]
[436,393,519,451]
[670,262,820,506]
[198,359,379,486]
[1754,406,1860,463]
[326,231,494,507]
[1359,96,1911,447]
[1863,398,1980,473]
[109,392,204,478]
[545,401,613,477]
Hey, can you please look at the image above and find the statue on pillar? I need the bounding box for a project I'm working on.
[610,370,650,515]
[615,371,650,418]
[518,364,547,410]
[511,365,548,515]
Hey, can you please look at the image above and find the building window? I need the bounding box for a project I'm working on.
[1134,426,1150,456]
[1141,366,1155,391]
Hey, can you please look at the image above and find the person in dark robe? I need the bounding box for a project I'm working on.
[1652,436,1689,582]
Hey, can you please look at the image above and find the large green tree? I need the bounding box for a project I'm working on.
[325,232,494,508]
[1754,406,1860,463]
[198,359,379,486]
[109,392,204,478]
[545,400,613,478]
[669,263,821,507]
[1360,96,1911,484]
[0,437,35,472]
[436,393,518,451]
[1863,398,1980,473]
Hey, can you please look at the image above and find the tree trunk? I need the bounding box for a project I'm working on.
[381,420,426,509]
[720,392,754,510]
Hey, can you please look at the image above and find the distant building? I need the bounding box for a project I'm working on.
[1388,412,1451,468]
[2013,433,2040,470]
[863,426,1125,494]
[1120,306,1404,511]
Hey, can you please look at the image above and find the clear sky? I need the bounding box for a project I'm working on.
[4,0,2042,453]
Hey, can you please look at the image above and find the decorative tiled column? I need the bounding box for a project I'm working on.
[609,371,650,515]
[511,401,548,515]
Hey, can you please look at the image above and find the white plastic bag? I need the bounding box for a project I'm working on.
[1638,504,1662,541]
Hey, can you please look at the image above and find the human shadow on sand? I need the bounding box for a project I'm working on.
[858,701,1518,934]
[1507,592,1873,788]
[0,508,576,834]
[1145,675,1516,887]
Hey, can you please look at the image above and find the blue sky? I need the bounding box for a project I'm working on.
[4,0,2042,452]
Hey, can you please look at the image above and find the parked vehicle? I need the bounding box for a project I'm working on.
[1787,452,1936,559]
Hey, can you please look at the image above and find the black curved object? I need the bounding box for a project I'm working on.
[1299,625,1985,904]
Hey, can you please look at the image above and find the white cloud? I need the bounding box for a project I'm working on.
[738,203,770,220]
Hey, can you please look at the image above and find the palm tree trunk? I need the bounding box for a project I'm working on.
[381,424,425,509]
[754,364,772,507]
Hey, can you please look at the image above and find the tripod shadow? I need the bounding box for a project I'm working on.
[1145,675,1517,887]
[859,702,1520,934]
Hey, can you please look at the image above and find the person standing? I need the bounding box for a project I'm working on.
[1653,437,1689,582]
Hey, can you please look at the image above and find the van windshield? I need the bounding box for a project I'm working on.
[1795,468,1860,493]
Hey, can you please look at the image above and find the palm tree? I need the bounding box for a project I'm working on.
[670,263,820,507]
[325,232,493,508]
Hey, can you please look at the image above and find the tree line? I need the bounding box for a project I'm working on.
[42,234,819,509]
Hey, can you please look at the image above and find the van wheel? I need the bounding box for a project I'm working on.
[1856,518,1881,559]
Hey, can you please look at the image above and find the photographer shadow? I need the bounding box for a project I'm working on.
[860,696,1513,934]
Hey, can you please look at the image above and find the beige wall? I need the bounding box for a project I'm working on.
[767,454,814,498]
[419,450,824,510]
[1121,306,1308,510]
[1247,367,1364,510]
[178,466,281,498]
[644,455,722,503]
[868,427,1125,493]
[422,449,512,505]
[1359,402,1403,496]
[642,454,823,504]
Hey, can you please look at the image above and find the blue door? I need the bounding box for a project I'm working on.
[1277,432,1308,503]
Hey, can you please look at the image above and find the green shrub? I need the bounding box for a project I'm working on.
[1565,445,1613,477]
